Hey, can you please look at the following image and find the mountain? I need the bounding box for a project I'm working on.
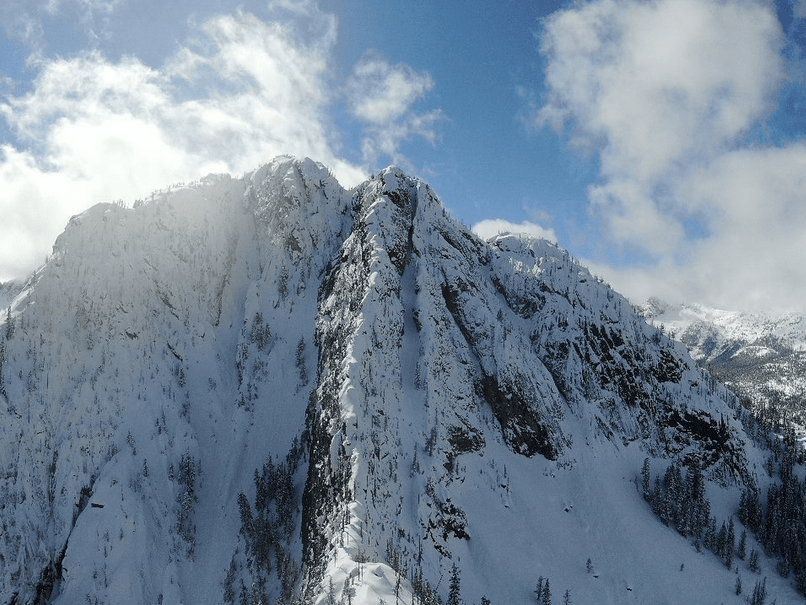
[641,299,806,428]
[0,157,799,604]
[0,282,21,313]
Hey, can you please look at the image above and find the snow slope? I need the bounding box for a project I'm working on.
[0,282,21,312]
[0,157,800,604]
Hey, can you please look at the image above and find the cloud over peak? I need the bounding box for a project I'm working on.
[534,0,806,312]
[0,3,443,281]
[346,53,445,169]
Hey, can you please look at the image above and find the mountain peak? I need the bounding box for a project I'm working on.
[0,158,799,604]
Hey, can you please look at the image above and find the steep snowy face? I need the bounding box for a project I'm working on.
[0,156,351,605]
[299,167,755,602]
[0,157,782,605]
[0,282,21,312]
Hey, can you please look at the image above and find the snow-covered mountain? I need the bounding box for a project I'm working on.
[641,299,806,425]
[0,157,799,604]
[0,281,21,313]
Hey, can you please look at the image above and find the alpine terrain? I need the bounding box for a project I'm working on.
[0,157,802,604]
[642,299,806,430]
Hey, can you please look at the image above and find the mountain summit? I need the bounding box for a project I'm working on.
[0,157,796,604]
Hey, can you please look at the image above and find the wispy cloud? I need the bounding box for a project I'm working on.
[532,0,806,312]
[346,53,446,169]
[0,3,443,281]
[0,0,122,51]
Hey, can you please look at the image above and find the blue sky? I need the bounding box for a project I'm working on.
[2,0,806,313]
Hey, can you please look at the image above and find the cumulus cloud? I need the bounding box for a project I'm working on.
[0,4,442,281]
[346,54,446,168]
[472,218,558,244]
[534,0,806,312]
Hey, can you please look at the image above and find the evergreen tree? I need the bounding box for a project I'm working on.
[684,465,706,535]
[328,578,336,605]
[4,307,13,340]
[738,530,747,560]
[704,517,717,551]
[534,577,544,603]
[739,488,762,534]
[562,588,571,605]
[749,549,760,573]
[0,339,5,397]
[663,464,683,528]
[223,555,237,604]
[448,563,461,605]
[716,521,727,559]
[735,575,742,595]
[726,518,735,568]
[641,457,651,499]
[176,451,197,555]
[651,475,663,516]
[750,577,767,605]
[541,578,552,605]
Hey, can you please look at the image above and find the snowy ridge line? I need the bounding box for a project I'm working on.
[0,157,801,604]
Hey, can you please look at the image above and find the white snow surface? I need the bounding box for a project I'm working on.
[0,157,800,604]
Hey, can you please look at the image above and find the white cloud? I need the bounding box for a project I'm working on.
[472,218,558,244]
[346,54,445,168]
[535,0,806,312]
[0,145,76,278]
[0,5,443,281]
[347,55,435,124]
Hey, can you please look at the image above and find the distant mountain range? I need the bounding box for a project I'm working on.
[0,157,802,604]
[641,299,806,427]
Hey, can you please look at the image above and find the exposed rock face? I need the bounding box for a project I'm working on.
[0,157,776,605]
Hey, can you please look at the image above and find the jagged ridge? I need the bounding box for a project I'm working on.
[0,157,794,605]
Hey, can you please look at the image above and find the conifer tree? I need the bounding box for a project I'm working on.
[176,451,197,555]
[0,339,5,397]
[448,563,461,605]
[545,579,553,605]
[641,458,651,499]
[738,530,747,560]
[749,549,760,573]
[726,518,735,568]
[750,577,766,605]
[4,307,13,340]
[716,521,727,559]
[705,516,718,551]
